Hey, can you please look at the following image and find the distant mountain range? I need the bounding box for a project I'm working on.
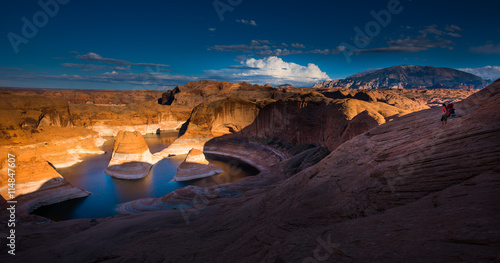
[275,84,296,89]
[313,65,490,89]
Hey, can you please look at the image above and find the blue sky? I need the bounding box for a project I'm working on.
[1,0,499,89]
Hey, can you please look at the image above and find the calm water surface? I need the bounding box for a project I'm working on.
[34,132,188,220]
[33,132,259,221]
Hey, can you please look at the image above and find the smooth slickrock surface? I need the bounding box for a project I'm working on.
[104,131,153,179]
[117,138,285,214]
[0,149,89,214]
[172,149,223,182]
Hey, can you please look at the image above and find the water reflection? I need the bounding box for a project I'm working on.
[190,154,260,188]
[33,133,185,221]
[33,134,259,221]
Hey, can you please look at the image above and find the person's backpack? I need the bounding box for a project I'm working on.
[446,103,454,117]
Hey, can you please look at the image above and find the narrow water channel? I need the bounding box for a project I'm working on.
[33,133,260,221]
[33,132,187,220]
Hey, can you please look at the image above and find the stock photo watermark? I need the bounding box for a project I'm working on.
[7,0,70,54]
[179,159,242,224]
[140,66,165,91]
[213,0,243,21]
[5,153,17,256]
[340,0,404,63]
[302,234,341,263]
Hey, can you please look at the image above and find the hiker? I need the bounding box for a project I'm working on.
[447,103,456,118]
[441,103,448,126]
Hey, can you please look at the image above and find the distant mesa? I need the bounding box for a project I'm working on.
[313,65,490,89]
[276,84,296,88]
[172,148,223,182]
[104,131,153,179]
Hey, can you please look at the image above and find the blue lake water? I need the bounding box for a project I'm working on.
[33,133,189,221]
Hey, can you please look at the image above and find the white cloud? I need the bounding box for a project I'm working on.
[251,39,270,45]
[458,66,500,81]
[419,24,462,37]
[236,19,257,26]
[291,43,306,48]
[308,47,344,55]
[210,44,270,52]
[208,28,216,32]
[76,52,170,68]
[256,49,303,57]
[357,36,453,53]
[205,56,330,86]
[445,25,462,32]
[61,63,130,71]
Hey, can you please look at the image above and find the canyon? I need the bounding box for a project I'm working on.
[0,79,499,262]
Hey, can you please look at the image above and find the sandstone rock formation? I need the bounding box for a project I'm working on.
[104,131,153,179]
[0,88,191,137]
[159,98,260,155]
[7,81,499,263]
[172,148,223,182]
[0,148,89,214]
[239,92,414,150]
[160,80,287,107]
[0,87,166,105]
[0,94,73,133]
[118,138,285,214]
[0,93,105,168]
[69,102,191,136]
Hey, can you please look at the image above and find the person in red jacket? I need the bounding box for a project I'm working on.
[441,103,448,126]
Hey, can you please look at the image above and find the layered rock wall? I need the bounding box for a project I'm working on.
[104,131,153,179]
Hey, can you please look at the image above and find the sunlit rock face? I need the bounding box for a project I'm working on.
[0,149,89,214]
[0,94,73,139]
[172,148,222,182]
[160,98,260,155]
[104,131,153,179]
[182,97,260,135]
[69,102,191,136]
[0,93,105,168]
